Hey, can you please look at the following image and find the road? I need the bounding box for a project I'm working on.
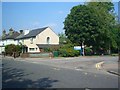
[2,56,119,89]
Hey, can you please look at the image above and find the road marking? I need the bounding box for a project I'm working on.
[53,67,60,70]
[95,61,104,70]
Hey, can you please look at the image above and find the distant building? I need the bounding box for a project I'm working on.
[0,28,20,54]
[0,27,59,53]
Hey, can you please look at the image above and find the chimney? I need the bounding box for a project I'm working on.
[2,29,6,35]
[2,29,6,37]
[9,28,14,35]
[20,30,23,34]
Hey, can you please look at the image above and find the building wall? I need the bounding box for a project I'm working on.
[0,39,18,46]
[0,46,5,54]
[23,27,59,53]
[0,40,3,46]
[0,39,18,53]
[36,27,59,44]
[6,39,18,45]
[23,38,40,53]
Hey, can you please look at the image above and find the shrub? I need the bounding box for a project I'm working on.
[5,44,22,56]
[44,48,51,52]
[85,47,93,56]
[58,44,79,57]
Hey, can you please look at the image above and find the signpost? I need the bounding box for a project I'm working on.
[74,46,84,56]
[74,46,81,50]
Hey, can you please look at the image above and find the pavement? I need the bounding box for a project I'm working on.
[102,61,119,76]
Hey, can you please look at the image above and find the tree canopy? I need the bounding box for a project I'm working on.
[64,2,119,54]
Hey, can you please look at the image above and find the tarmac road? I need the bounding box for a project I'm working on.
[2,56,119,89]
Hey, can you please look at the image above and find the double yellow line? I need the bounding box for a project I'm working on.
[95,61,104,70]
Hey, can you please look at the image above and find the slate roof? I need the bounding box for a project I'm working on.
[20,27,48,39]
[15,33,24,40]
[0,31,20,40]
[6,31,20,39]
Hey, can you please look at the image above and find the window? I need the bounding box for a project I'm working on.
[30,38,33,44]
[46,37,50,44]
[29,48,35,51]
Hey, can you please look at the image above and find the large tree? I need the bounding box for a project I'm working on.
[64,5,99,47]
[88,2,116,53]
[64,2,117,54]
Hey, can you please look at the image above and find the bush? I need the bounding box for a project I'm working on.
[58,44,79,57]
[85,47,93,56]
[44,48,51,52]
[5,44,22,56]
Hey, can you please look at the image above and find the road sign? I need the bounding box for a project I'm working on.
[74,46,81,50]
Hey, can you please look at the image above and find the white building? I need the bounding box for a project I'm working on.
[0,27,59,54]
[0,29,20,54]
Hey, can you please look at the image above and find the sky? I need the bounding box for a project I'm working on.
[1,2,119,36]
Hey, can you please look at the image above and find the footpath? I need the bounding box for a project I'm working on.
[102,60,119,76]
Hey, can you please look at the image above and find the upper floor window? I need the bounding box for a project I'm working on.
[47,37,50,44]
[30,38,33,44]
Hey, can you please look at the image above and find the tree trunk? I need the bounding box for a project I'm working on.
[82,42,85,56]
[108,44,111,55]
[81,42,85,56]
[117,47,120,62]
[118,52,120,62]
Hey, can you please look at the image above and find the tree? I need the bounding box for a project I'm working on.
[114,24,120,61]
[87,2,116,54]
[58,33,67,44]
[64,4,101,55]
[64,2,117,55]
